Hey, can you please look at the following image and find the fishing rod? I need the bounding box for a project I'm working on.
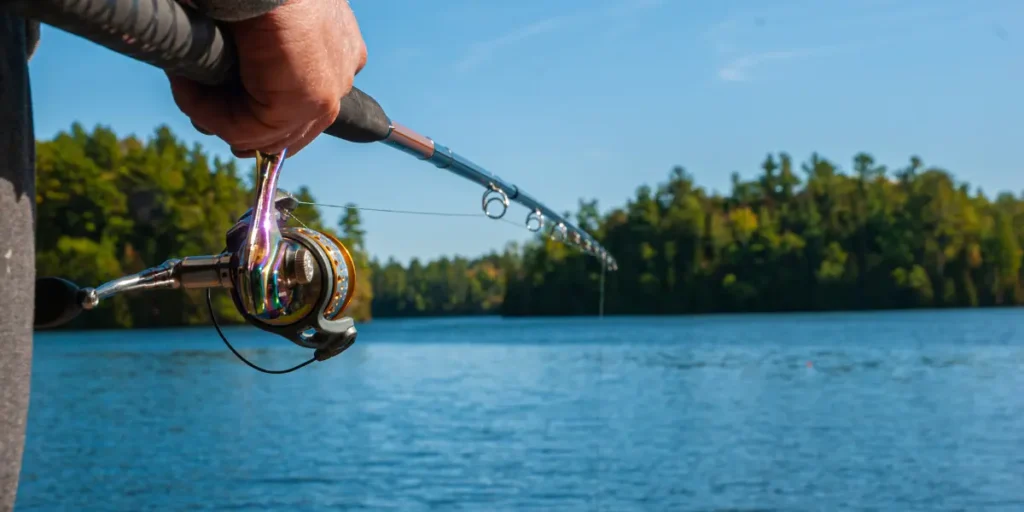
[2,0,619,269]
[9,0,617,371]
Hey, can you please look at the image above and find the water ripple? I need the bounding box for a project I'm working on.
[16,311,1024,511]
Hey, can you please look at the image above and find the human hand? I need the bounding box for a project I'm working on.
[168,0,367,158]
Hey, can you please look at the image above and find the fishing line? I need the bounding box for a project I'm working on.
[206,289,316,374]
[204,245,316,375]
[296,200,611,316]
[290,213,312,230]
[297,200,527,229]
[298,200,482,218]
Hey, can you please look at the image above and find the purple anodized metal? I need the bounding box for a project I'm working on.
[237,150,290,320]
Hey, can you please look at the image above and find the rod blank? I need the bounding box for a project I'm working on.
[382,124,617,269]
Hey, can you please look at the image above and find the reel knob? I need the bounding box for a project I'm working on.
[284,246,315,287]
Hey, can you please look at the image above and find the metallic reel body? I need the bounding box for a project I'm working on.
[223,152,359,359]
[226,214,358,353]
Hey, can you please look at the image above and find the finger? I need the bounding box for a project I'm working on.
[242,93,330,149]
[253,120,317,157]
[235,72,343,149]
[168,77,225,138]
[230,97,313,151]
[232,126,301,156]
[284,126,321,157]
[251,92,340,156]
[249,124,309,156]
[354,43,367,75]
[231,92,334,155]
[231,148,257,159]
[168,75,297,150]
[282,109,338,157]
[192,120,213,136]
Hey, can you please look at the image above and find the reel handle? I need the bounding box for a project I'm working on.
[34,277,87,329]
[33,254,234,330]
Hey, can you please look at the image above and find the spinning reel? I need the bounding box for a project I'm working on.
[35,152,359,370]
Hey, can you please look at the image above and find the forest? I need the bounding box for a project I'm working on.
[35,123,1024,328]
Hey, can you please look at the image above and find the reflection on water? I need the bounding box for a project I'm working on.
[16,311,1024,511]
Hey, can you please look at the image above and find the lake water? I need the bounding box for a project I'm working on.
[14,311,1024,511]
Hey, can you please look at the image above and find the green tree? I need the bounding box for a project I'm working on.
[502,152,1024,316]
[39,120,1024,324]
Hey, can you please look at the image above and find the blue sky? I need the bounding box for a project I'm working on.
[27,0,1024,264]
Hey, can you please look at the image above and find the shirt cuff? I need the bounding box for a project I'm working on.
[25,19,39,60]
[187,0,287,22]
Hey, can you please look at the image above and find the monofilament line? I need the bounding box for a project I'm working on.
[297,200,524,228]
[299,200,480,218]
[298,199,610,317]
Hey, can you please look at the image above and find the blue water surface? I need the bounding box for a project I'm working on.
[15,311,1024,511]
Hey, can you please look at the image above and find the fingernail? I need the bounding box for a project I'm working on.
[231,148,257,159]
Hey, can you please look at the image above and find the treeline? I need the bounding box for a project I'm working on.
[369,248,518,317]
[37,123,1024,327]
[36,123,372,329]
[504,153,1024,315]
[366,151,1024,317]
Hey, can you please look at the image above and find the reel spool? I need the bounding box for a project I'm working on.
[227,226,358,352]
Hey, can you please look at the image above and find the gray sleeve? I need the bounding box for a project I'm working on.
[25,0,289,59]
[186,0,287,22]
[25,20,39,60]
[0,12,36,512]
